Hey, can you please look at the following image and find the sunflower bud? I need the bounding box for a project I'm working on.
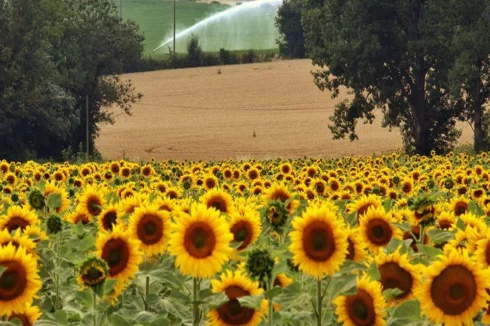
[28,190,45,210]
[78,256,108,289]
[246,249,274,285]
[264,201,289,232]
[46,215,63,234]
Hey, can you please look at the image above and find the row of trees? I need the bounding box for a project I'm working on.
[0,0,144,161]
[276,0,490,154]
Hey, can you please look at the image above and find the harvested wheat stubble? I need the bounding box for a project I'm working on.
[96,59,473,161]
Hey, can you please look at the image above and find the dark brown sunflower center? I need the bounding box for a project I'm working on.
[206,179,216,189]
[208,197,227,213]
[485,242,490,266]
[358,204,372,217]
[379,262,413,300]
[101,239,130,276]
[346,289,375,326]
[0,261,27,301]
[184,223,216,259]
[438,219,453,230]
[5,217,30,232]
[102,211,118,231]
[82,267,104,285]
[302,221,335,262]
[430,265,477,315]
[366,218,393,246]
[454,203,467,216]
[346,238,355,261]
[231,221,252,251]
[87,196,102,216]
[137,214,164,245]
[9,313,31,326]
[217,286,255,325]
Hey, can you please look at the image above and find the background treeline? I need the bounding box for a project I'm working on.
[276,0,490,155]
[0,0,144,161]
[125,36,277,73]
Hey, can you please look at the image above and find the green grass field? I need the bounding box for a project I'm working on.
[118,0,279,56]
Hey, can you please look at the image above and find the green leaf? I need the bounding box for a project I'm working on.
[367,261,380,281]
[468,200,485,216]
[264,287,282,300]
[75,289,93,309]
[383,288,403,300]
[328,273,357,299]
[392,222,411,232]
[104,278,118,295]
[109,314,132,326]
[426,228,454,244]
[416,244,443,259]
[78,234,96,252]
[46,193,62,211]
[238,294,264,310]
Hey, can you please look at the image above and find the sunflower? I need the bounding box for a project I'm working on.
[42,182,69,213]
[129,204,171,257]
[77,184,106,216]
[0,206,38,233]
[289,204,348,278]
[475,230,490,268]
[273,273,293,288]
[0,229,36,255]
[77,256,108,289]
[346,194,382,221]
[168,203,233,278]
[448,197,469,217]
[96,225,143,282]
[359,207,401,254]
[345,227,368,263]
[416,248,490,325]
[8,304,42,326]
[436,211,456,230]
[376,249,421,304]
[201,189,234,215]
[204,174,219,190]
[263,183,299,214]
[333,275,386,326]
[0,244,41,316]
[65,208,91,225]
[98,204,123,232]
[229,207,261,252]
[207,270,264,326]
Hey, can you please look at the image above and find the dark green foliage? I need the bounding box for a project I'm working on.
[186,34,203,66]
[0,0,144,161]
[448,0,490,153]
[218,48,239,65]
[275,0,306,58]
[302,0,462,155]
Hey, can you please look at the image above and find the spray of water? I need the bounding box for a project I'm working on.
[152,0,282,52]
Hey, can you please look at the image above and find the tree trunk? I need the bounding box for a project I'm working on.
[473,71,484,153]
[412,54,431,156]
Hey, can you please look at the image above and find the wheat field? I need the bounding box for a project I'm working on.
[96,59,473,161]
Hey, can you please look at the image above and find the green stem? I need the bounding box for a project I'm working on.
[55,232,61,310]
[93,289,97,326]
[268,277,273,326]
[317,279,322,326]
[192,278,200,326]
[145,276,150,311]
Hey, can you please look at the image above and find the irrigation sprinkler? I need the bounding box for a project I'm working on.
[173,0,176,54]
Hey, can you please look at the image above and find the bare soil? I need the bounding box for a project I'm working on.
[96,59,473,161]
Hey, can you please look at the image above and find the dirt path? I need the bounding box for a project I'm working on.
[96,59,473,161]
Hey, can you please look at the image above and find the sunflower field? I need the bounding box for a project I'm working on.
[3,152,490,325]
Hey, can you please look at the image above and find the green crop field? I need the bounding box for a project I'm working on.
[117,0,280,56]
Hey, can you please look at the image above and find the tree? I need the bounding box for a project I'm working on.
[187,34,203,67]
[302,0,461,155]
[55,0,144,155]
[275,0,306,58]
[448,0,490,153]
[0,0,79,160]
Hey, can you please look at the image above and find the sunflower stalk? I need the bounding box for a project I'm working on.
[192,277,200,326]
[54,231,61,310]
[92,288,97,326]
[268,276,273,326]
[317,278,323,326]
[145,275,150,311]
